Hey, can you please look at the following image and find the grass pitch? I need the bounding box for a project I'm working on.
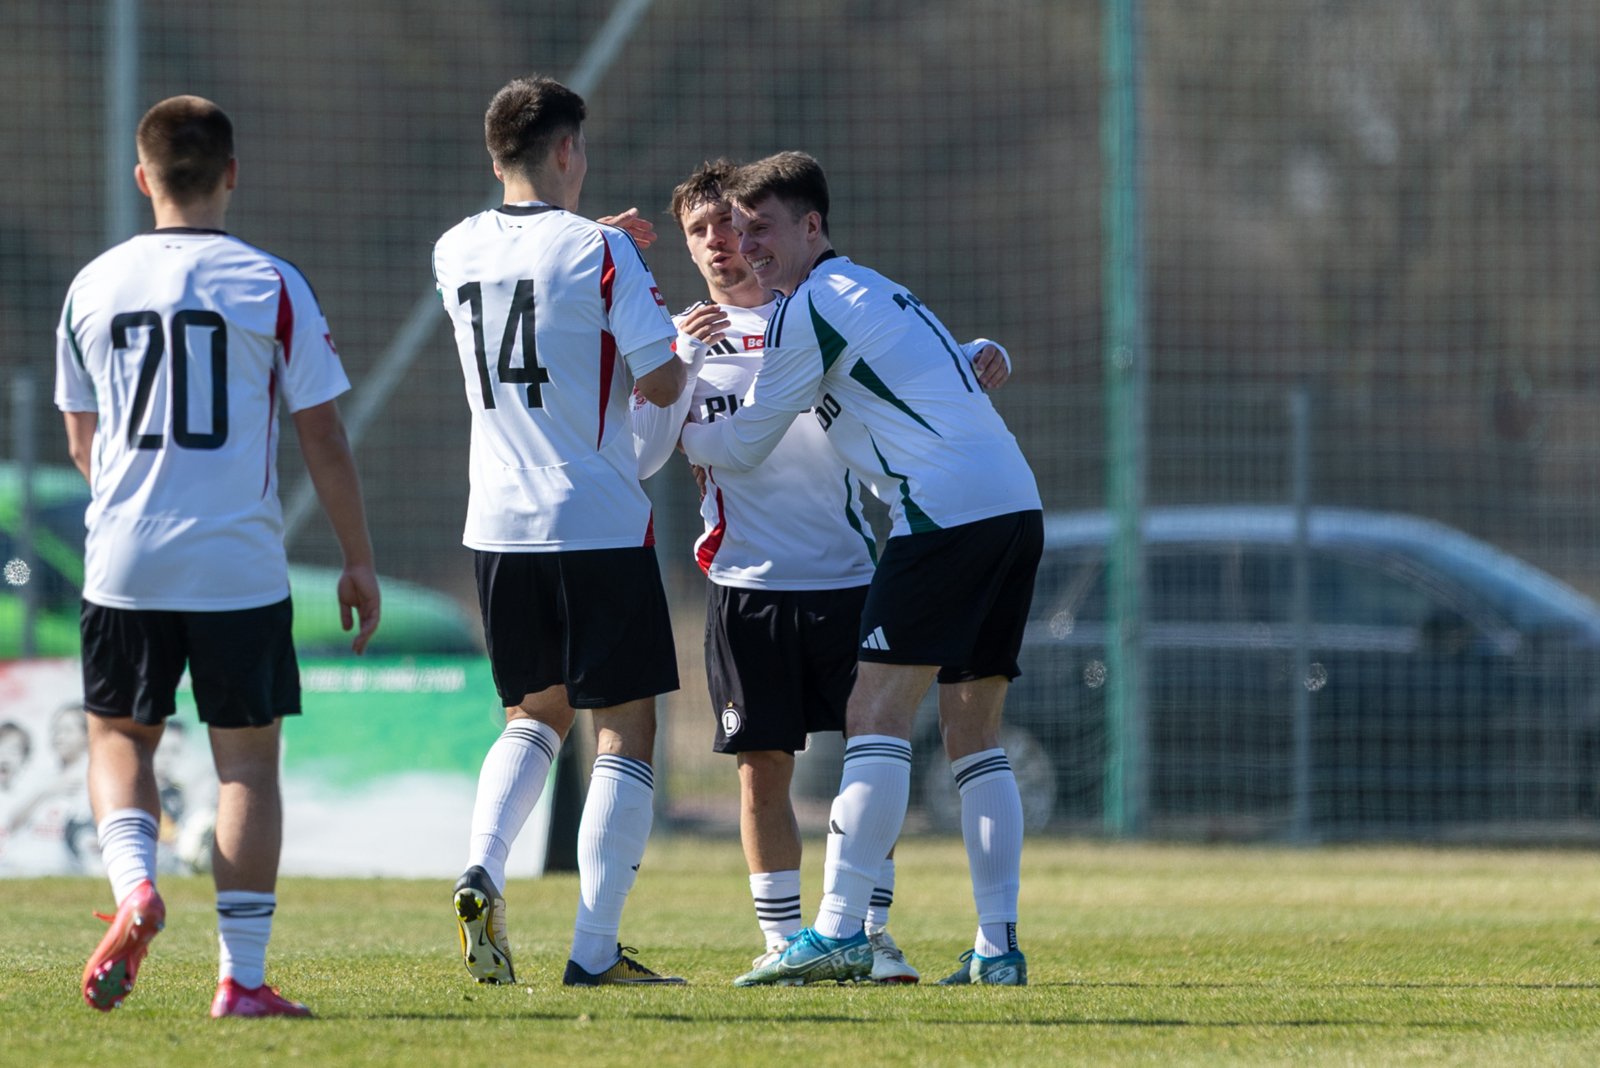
[3,837,1598,1066]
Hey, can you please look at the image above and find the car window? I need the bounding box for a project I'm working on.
[1314,552,1469,629]
[1250,548,1471,630]
[1033,549,1106,630]
[1149,547,1252,624]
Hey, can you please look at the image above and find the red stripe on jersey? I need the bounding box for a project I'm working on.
[273,269,294,364]
[597,242,618,447]
[644,510,655,548]
[695,483,727,574]
[269,270,293,495]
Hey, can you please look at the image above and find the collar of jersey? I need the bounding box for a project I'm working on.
[801,248,841,284]
[496,202,561,216]
[150,226,228,235]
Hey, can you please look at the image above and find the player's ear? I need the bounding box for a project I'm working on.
[223,157,238,192]
[134,162,153,199]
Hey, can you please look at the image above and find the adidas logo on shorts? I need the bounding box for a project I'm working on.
[861,626,890,651]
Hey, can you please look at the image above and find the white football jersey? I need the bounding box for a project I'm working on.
[54,229,350,611]
[651,299,877,591]
[681,254,1041,537]
[433,204,677,551]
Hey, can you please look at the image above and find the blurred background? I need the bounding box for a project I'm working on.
[3,1,1600,868]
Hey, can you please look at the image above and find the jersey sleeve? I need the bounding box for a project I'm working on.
[679,292,825,472]
[272,265,351,413]
[54,285,97,412]
[602,228,677,379]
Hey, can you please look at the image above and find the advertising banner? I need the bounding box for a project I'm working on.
[0,657,556,878]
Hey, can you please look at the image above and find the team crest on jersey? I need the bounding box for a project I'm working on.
[743,335,764,351]
[721,703,743,737]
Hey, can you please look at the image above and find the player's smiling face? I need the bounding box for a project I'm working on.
[681,198,753,292]
[732,195,818,295]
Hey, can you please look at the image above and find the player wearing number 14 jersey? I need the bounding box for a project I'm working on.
[433,75,689,989]
[54,95,380,1019]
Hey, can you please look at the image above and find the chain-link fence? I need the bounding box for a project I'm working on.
[3,1,1598,845]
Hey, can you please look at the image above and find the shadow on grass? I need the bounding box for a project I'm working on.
[338,1008,1506,1029]
[1068,980,1600,990]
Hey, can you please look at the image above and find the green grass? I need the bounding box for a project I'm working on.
[4,838,1599,1066]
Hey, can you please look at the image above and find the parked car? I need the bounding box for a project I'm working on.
[0,462,480,659]
[910,506,1600,839]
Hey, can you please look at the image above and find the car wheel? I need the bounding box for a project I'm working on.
[920,726,1057,833]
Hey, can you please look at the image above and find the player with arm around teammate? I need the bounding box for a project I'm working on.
[637,161,1011,985]
[58,96,381,1018]
[434,74,689,988]
[681,152,1042,987]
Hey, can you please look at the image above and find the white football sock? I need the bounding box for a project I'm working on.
[570,754,654,973]
[953,747,1023,954]
[865,856,896,933]
[815,736,911,940]
[750,869,803,949]
[97,808,158,906]
[467,719,561,890]
[217,890,275,989]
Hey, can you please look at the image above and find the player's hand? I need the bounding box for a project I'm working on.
[691,463,708,501]
[972,345,1010,390]
[337,563,382,655]
[598,208,656,249]
[680,301,731,346]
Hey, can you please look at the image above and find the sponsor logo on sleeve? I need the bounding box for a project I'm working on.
[650,286,666,307]
[743,335,765,351]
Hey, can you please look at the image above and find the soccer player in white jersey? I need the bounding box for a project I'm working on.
[433,75,690,987]
[635,161,1011,985]
[55,96,381,1017]
[681,152,1043,987]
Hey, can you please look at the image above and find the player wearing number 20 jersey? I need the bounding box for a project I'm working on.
[433,205,678,552]
[54,230,350,611]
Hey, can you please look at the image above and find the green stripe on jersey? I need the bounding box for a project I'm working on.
[848,359,938,435]
[65,297,86,369]
[870,435,939,533]
[841,471,878,564]
[809,296,848,371]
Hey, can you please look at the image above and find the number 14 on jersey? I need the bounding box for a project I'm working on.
[456,279,550,409]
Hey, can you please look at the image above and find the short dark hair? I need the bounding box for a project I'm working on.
[668,159,739,228]
[135,96,234,203]
[722,151,830,236]
[485,75,586,179]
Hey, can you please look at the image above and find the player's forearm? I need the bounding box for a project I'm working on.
[291,401,375,568]
[680,404,799,473]
[634,348,688,408]
[62,412,97,482]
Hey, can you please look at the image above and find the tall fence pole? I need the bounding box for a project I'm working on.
[1288,385,1314,842]
[1102,0,1148,838]
[105,0,141,246]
